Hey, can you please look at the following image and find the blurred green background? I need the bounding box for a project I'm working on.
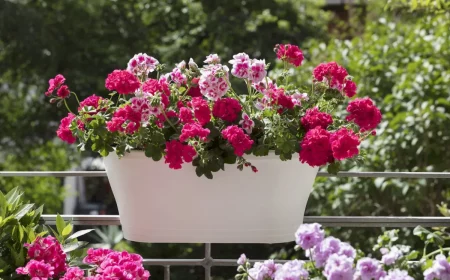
[0,0,449,279]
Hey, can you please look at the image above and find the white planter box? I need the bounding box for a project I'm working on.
[103,151,318,243]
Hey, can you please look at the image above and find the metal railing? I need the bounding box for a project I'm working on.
[2,171,449,280]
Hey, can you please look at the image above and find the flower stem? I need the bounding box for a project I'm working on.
[162,109,178,132]
[72,92,81,105]
[423,247,450,259]
[64,99,74,114]
[226,79,252,115]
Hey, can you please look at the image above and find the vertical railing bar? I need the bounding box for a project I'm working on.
[204,243,212,280]
[164,265,170,280]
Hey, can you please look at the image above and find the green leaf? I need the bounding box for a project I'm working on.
[67,229,95,241]
[327,161,341,175]
[13,204,34,221]
[62,223,73,238]
[405,250,419,260]
[413,225,431,240]
[195,166,204,177]
[56,214,65,236]
[145,144,163,161]
[5,187,21,205]
[63,241,89,253]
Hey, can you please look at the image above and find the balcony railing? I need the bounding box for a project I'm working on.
[2,171,449,280]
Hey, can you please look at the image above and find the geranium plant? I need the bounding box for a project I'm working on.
[47,44,381,178]
[235,223,450,280]
[0,187,150,280]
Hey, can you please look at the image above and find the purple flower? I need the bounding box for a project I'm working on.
[274,260,309,280]
[355,257,386,280]
[423,254,450,280]
[339,242,356,259]
[381,269,413,280]
[381,247,402,265]
[323,254,354,280]
[310,237,355,268]
[295,223,325,250]
[237,254,247,265]
[248,260,281,280]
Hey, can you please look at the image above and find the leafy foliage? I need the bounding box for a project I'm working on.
[0,187,46,277]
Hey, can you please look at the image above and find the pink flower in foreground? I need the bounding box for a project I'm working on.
[164,140,197,169]
[57,113,84,144]
[105,70,140,94]
[344,80,357,98]
[330,128,360,160]
[204,54,221,64]
[180,123,210,142]
[276,44,304,67]
[127,53,159,76]
[212,97,242,122]
[299,126,333,167]
[187,77,202,97]
[83,248,114,266]
[78,94,104,112]
[229,53,251,79]
[239,113,254,134]
[249,59,267,83]
[191,97,211,126]
[222,125,254,157]
[170,67,187,86]
[301,107,333,131]
[199,64,229,101]
[16,260,55,279]
[346,98,382,132]
[313,62,348,90]
[45,74,66,96]
[179,107,194,124]
[24,236,67,275]
[61,267,85,280]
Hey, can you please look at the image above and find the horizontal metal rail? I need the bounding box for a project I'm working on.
[2,171,450,178]
[41,215,450,228]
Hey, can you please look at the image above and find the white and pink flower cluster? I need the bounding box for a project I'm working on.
[16,236,150,280]
[228,52,267,83]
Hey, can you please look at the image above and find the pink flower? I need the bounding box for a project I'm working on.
[191,97,211,126]
[106,105,141,134]
[45,74,65,96]
[229,53,250,79]
[212,97,242,122]
[248,59,267,83]
[344,80,357,98]
[140,78,170,108]
[222,125,254,157]
[24,236,67,276]
[61,267,85,280]
[346,98,382,132]
[204,54,221,64]
[78,94,104,112]
[276,44,304,67]
[57,113,83,144]
[127,53,159,76]
[57,85,70,98]
[237,254,247,265]
[16,260,55,279]
[131,97,160,123]
[239,113,254,134]
[299,127,333,167]
[170,67,187,86]
[105,70,141,94]
[83,248,114,266]
[271,88,294,112]
[313,62,348,90]
[179,107,194,124]
[199,64,230,101]
[164,140,197,169]
[291,92,309,107]
[180,123,210,142]
[301,107,333,131]
[330,128,360,160]
[187,77,202,97]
